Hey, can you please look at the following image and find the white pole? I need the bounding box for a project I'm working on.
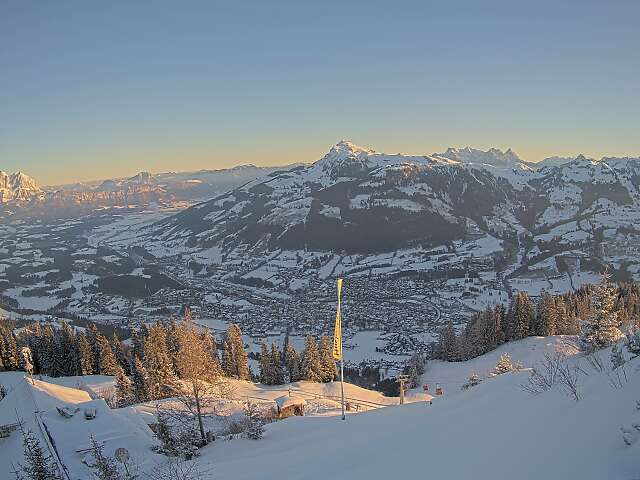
[339,293,345,421]
[340,356,345,420]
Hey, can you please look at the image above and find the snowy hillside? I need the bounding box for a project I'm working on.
[2,336,638,479]
[196,338,640,480]
[0,337,640,480]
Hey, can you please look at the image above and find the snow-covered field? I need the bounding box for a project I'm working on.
[2,336,639,479]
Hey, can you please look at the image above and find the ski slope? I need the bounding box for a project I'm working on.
[199,339,640,480]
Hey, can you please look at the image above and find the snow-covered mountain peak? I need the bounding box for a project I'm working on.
[438,146,523,167]
[0,170,42,201]
[331,139,374,154]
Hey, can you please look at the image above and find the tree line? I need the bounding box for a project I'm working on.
[433,278,639,362]
[0,318,342,396]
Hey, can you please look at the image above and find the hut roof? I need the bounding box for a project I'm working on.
[275,395,306,409]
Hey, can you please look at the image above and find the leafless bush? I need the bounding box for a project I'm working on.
[521,352,562,395]
[584,352,606,373]
[558,362,582,402]
[148,457,212,480]
[608,366,628,389]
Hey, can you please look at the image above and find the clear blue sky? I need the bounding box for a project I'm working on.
[1,0,639,185]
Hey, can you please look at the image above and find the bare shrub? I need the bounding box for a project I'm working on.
[607,366,628,390]
[584,352,606,373]
[558,362,582,402]
[148,457,212,480]
[521,352,562,395]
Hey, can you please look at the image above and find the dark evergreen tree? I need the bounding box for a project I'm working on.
[56,322,78,376]
[535,293,557,336]
[435,322,458,361]
[13,421,63,480]
[76,332,94,376]
[143,323,177,398]
[258,342,272,385]
[131,356,150,403]
[96,333,120,376]
[284,343,301,382]
[109,333,130,375]
[115,366,134,407]
[221,324,250,380]
[0,324,19,371]
[318,336,337,382]
[301,335,322,382]
[270,343,285,385]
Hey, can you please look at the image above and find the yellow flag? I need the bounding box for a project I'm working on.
[333,278,343,360]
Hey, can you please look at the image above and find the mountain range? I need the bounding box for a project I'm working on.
[143,140,640,254]
[0,164,299,217]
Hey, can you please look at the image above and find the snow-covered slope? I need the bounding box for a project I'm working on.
[0,376,160,479]
[200,338,640,480]
[2,337,638,479]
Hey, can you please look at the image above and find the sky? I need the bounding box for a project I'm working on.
[1,0,639,185]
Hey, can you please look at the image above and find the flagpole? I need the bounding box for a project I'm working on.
[340,353,345,420]
[333,278,345,421]
[338,279,345,421]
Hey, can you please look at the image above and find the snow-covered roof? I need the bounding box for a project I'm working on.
[275,395,306,409]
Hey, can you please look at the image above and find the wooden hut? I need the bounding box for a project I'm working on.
[274,395,306,419]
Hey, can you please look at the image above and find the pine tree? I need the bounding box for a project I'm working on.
[284,343,301,382]
[554,297,576,335]
[38,325,56,376]
[580,276,624,351]
[535,293,558,337]
[270,343,285,385]
[436,322,458,361]
[13,421,63,480]
[490,353,520,377]
[318,336,337,383]
[301,336,322,382]
[0,324,19,371]
[76,332,94,376]
[26,323,43,374]
[143,323,177,399]
[115,366,134,407]
[404,353,425,389]
[56,322,78,376]
[96,334,120,376]
[199,330,220,372]
[87,324,102,374]
[243,402,264,440]
[258,342,272,385]
[109,333,130,375]
[506,292,534,341]
[88,434,122,480]
[131,357,150,403]
[130,328,145,362]
[222,324,250,380]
